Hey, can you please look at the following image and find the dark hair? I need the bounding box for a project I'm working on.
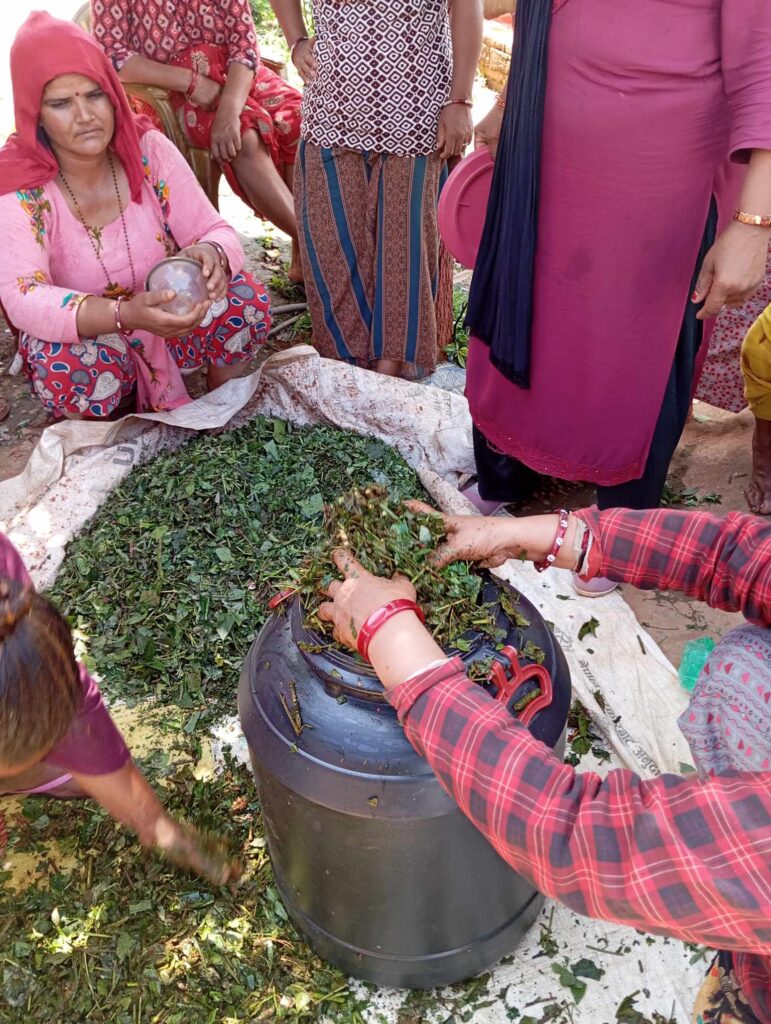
[0,578,82,766]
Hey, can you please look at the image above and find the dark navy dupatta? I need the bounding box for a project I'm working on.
[465,0,554,388]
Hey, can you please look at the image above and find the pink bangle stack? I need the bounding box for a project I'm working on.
[534,509,571,573]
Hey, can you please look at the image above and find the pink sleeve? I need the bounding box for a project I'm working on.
[0,190,87,343]
[721,1,771,160]
[91,0,139,72]
[0,532,32,587]
[143,131,245,276]
[44,665,131,776]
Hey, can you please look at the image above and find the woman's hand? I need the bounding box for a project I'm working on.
[693,221,770,320]
[291,37,317,84]
[154,818,241,886]
[474,104,504,161]
[210,104,242,164]
[317,549,416,652]
[190,74,222,110]
[179,243,230,300]
[436,104,474,161]
[123,290,211,338]
[406,500,582,572]
[72,761,241,887]
[406,500,524,568]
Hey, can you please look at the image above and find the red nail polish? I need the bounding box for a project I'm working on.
[691,291,699,302]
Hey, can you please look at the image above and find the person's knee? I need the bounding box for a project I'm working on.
[679,624,771,776]
[709,624,771,679]
[234,129,263,163]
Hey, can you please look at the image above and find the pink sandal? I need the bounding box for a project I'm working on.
[572,573,618,598]
[460,481,509,516]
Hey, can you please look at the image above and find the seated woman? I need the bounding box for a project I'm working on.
[0,13,270,420]
[0,530,239,885]
[318,505,770,1024]
[91,0,303,283]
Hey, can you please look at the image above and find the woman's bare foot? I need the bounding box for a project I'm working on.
[745,417,771,515]
[373,358,402,377]
[288,241,304,286]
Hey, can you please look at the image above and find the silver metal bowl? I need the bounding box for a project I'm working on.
[145,256,207,316]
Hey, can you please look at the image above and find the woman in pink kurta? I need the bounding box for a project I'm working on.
[0,14,270,419]
[467,0,771,521]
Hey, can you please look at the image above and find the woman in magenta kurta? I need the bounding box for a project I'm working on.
[467,1,771,542]
[0,14,271,419]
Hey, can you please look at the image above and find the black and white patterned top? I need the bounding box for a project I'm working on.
[301,0,453,157]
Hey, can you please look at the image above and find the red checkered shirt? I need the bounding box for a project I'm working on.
[387,508,771,1021]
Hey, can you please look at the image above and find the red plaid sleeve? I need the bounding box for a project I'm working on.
[387,659,771,955]
[574,507,771,626]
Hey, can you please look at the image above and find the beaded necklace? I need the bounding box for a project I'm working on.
[59,153,137,299]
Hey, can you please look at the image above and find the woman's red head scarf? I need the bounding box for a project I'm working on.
[0,11,152,202]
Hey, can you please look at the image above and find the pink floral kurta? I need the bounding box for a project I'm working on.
[0,130,269,416]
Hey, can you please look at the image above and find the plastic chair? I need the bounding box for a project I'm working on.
[73,2,288,210]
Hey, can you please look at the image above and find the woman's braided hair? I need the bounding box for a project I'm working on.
[0,578,82,766]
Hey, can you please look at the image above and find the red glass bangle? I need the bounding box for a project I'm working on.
[356,599,426,662]
[533,509,570,573]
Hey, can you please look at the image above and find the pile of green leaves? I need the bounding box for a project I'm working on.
[296,485,499,650]
[0,733,369,1024]
[50,418,424,730]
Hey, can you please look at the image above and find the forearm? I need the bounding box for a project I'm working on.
[269,0,308,45]
[76,295,124,337]
[72,760,174,848]
[738,150,771,223]
[449,0,484,100]
[219,61,254,115]
[119,54,192,93]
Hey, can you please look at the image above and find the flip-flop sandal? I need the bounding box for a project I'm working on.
[572,573,618,598]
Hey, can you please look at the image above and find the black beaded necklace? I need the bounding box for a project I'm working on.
[59,153,137,300]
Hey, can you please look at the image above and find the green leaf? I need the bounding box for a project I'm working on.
[571,957,605,981]
[578,616,600,641]
[551,963,587,1003]
[214,546,233,563]
[184,710,202,734]
[298,493,324,518]
[616,992,648,1024]
[115,931,136,962]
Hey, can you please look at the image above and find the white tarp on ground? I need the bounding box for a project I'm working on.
[1,346,703,1022]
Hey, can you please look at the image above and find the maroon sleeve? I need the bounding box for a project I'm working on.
[44,665,131,776]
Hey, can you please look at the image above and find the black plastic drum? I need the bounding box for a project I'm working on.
[238,576,571,988]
